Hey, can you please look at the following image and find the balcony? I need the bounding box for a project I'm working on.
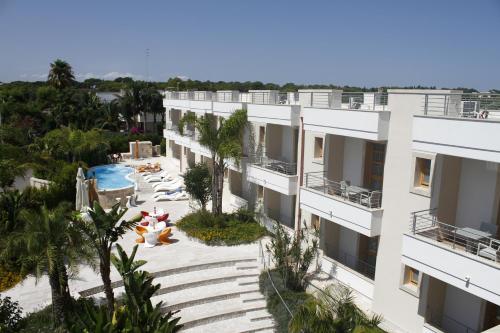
[300,172,383,237]
[247,91,301,126]
[402,209,500,305]
[246,156,298,195]
[301,92,390,141]
[213,91,248,118]
[163,91,213,114]
[412,93,500,163]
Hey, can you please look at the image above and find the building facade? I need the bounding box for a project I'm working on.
[163,89,500,333]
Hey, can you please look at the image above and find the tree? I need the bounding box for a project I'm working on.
[182,163,212,210]
[179,110,247,215]
[265,222,319,291]
[75,201,138,314]
[48,59,75,90]
[1,204,90,327]
[288,284,383,333]
[72,244,183,332]
[0,160,26,191]
[140,87,165,134]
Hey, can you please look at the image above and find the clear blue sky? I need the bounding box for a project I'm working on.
[1,0,499,90]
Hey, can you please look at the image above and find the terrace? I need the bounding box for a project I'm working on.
[412,93,500,163]
[402,209,500,305]
[301,91,391,141]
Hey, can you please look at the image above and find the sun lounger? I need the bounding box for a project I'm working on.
[153,191,189,202]
[152,179,183,189]
[153,181,184,192]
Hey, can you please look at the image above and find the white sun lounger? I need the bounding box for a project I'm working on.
[154,181,184,192]
[152,188,182,198]
[154,191,189,202]
[152,178,183,188]
[143,171,171,180]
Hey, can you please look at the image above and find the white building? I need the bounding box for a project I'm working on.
[164,89,500,333]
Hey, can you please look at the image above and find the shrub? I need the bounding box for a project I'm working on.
[259,270,311,333]
[177,210,266,246]
[182,163,212,210]
[0,295,23,332]
[0,268,23,292]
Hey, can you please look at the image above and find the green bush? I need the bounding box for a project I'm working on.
[176,210,267,246]
[259,270,311,333]
[0,295,23,332]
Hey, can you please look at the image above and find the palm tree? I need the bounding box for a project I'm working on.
[2,203,91,327]
[288,284,383,333]
[140,87,164,134]
[72,244,182,332]
[48,59,75,90]
[75,201,138,314]
[179,110,247,215]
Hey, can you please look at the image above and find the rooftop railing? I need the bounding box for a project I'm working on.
[249,91,300,105]
[409,209,500,264]
[421,93,500,120]
[304,172,382,209]
[300,91,389,111]
[252,156,297,176]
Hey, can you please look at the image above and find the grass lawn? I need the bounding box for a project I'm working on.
[176,210,267,246]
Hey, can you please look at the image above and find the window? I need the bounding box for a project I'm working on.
[404,266,420,287]
[314,137,324,159]
[257,185,264,200]
[259,126,266,146]
[416,158,431,188]
[311,214,320,230]
[184,147,188,154]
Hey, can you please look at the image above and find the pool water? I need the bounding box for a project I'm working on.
[88,164,135,190]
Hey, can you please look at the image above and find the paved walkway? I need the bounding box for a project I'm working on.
[4,157,263,316]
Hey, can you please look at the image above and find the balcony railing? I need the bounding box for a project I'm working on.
[325,249,376,280]
[252,156,297,176]
[421,93,500,120]
[409,209,500,264]
[300,92,389,111]
[304,172,382,209]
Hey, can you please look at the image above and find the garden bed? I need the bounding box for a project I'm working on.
[176,210,267,246]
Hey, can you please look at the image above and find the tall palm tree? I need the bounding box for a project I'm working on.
[75,201,138,314]
[2,203,91,327]
[48,59,75,90]
[179,110,247,215]
[288,284,383,333]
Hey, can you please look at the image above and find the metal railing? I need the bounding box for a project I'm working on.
[409,209,500,263]
[325,249,376,280]
[300,91,389,111]
[421,93,500,120]
[304,172,382,209]
[252,156,297,175]
[426,307,478,333]
[249,91,299,105]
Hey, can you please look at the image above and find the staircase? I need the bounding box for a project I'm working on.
[79,258,276,333]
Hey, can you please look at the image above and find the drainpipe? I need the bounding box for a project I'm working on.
[294,116,305,238]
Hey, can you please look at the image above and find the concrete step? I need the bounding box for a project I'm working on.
[79,257,257,297]
[177,298,267,330]
[157,282,260,312]
[181,315,275,333]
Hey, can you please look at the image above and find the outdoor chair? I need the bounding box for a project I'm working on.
[159,228,172,245]
[340,180,350,199]
[157,213,169,222]
[477,239,500,262]
[360,191,382,208]
[140,211,149,217]
[480,222,498,237]
[135,226,148,243]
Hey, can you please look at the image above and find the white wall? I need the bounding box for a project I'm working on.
[455,159,498,229]
[343,137,365,186]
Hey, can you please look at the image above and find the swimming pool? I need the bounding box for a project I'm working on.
[88,164,135,190]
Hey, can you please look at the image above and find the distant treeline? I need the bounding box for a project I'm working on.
[1,76,493,93]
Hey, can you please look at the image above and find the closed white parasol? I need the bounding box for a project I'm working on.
[75,167,90,212]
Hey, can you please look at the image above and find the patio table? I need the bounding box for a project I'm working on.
[456,227,492,253]
[347,185,370,196]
